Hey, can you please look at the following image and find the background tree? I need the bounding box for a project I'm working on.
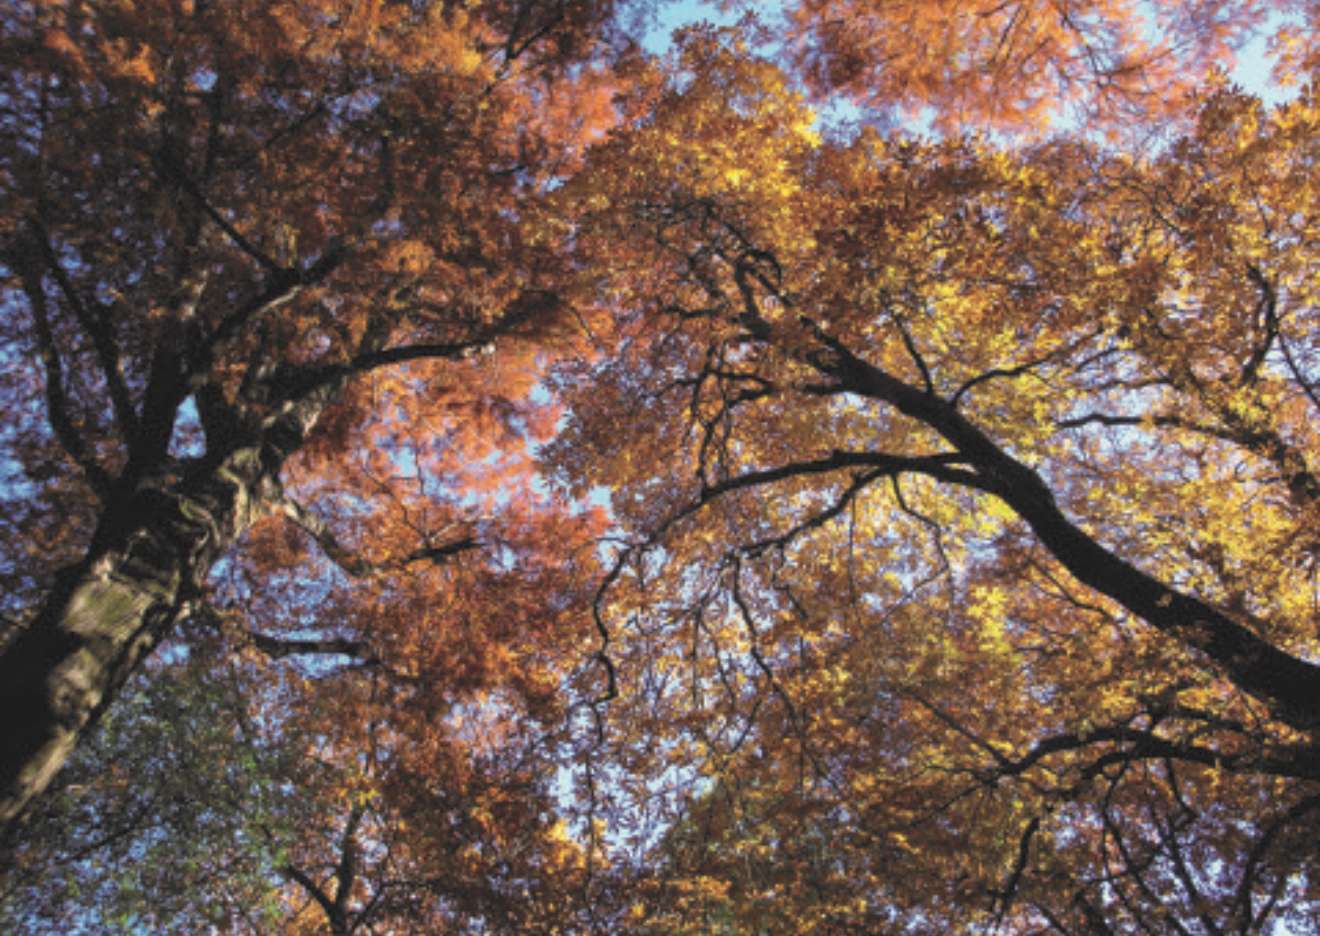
[548,18,1320,933]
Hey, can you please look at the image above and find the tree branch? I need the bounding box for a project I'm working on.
[282,863,338,925]
[272,487,478,579]
[191,240,350,388]
[992,815,1041,928]
[332,804,365,927]
[248,632,375,662]
[12,245,111,497]
[28,218,138,441]
[156,152,284,274]
[723,233,1320,731]
[1232,794,1320,931]
[699,450,980,503]
[815,331,1320,733]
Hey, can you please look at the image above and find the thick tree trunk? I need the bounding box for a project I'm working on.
[0,323,349,836]
[0,448,268,834]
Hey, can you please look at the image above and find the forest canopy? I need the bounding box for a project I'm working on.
[1,0,1318,933]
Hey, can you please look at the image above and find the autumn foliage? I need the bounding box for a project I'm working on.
[2,0,1319,933]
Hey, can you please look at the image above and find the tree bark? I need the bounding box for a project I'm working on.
[0,446,270,834]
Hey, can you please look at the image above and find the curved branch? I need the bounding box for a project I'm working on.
[987,721,1320,784]
[816,332,1320,733]
[992,815,1041,928]
[699,450,980,503]
[722,237,1320,731]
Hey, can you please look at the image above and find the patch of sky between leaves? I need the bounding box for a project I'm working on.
[167,394,205,459]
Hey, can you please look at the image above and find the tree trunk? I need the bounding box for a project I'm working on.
[0,447,268,834]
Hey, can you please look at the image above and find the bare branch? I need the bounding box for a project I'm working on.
[272,487,478,579]
[699,450,980,503]
[11,243,111,497]
[249,632,374,662]
[28,218,137,440]
[156,152,284,275]
[1232,794,1320,931]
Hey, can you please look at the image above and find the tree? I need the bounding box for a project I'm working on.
[546,18,1320,933]
[5,1,1320,932]
[0,0,620,833]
